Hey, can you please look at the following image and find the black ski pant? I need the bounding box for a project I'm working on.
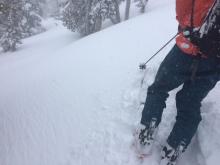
[141,45,220,149]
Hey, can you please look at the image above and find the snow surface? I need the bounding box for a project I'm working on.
[0,1,220,165]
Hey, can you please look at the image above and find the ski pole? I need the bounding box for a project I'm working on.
[139,33,179,70]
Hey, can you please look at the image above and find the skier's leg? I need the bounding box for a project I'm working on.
[137,45,193,154]
[167,74,219,149]
[141,45,192,127]
[160,59,219,165]
[167,56,220,149]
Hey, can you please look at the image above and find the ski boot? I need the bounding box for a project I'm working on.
[160,141,186,165]
[135,118,158,155]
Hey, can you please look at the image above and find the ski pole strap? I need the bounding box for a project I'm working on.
[190,0,195,32]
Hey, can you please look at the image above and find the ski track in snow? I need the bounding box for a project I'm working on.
[0,1,220,165]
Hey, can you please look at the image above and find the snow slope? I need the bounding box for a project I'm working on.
[0,1,220,165]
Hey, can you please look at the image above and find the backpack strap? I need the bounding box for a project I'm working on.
[190,0,195,31]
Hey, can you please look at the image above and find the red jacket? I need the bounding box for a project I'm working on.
[176,0,215,56]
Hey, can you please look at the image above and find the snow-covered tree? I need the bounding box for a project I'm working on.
[22,0,45,38]
[134,0,148,13]
[0,0,44,52]
[37,0,47,17]
[62,0,122,36]
[99,0,121,24]
[45,0,68,18]
[62,0,89,36]
[0,0,23,51]
[125,0,131,20]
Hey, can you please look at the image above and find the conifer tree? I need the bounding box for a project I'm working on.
[134,0,148,13]
[62,0,122,36]
[0,0,44,52]
[22,0,44,38]
[0,0,23,51]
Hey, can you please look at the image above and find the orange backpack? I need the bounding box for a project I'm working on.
[176,0,215,56]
